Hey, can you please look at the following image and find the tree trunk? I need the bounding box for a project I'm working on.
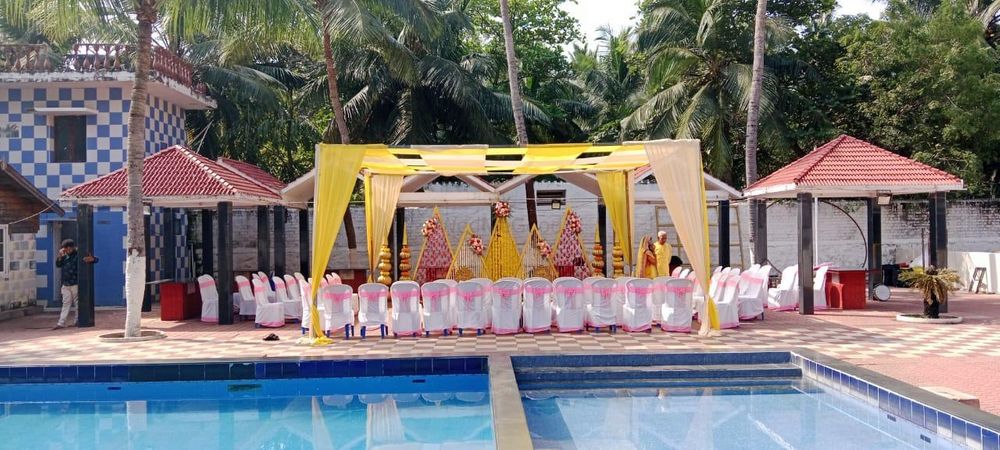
[321,20,357,249]
[745,0,768,263]
[924,293,941,319]
[499,0,528,147]
[124,0,157,338]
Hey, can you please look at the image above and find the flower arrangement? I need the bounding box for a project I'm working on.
[494,201,511,218]
[537,240,552,258]
[566,211,582,235]
[421,217,439,237]
[469,234,484,255]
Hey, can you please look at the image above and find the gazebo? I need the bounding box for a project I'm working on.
[60,145,285,325]
[743,135,964,314]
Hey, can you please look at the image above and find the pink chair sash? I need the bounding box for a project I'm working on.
[630,286,654,296]
[330,291,352,302]
[360,291,383,301]
[666,285,693,295]
[525,286,551,296]
[593,286,614,297]
[557,286,584,296]
[423,290,448,301]
[394,291,419,301]
[494,286,520,297]
[199,279,215,289]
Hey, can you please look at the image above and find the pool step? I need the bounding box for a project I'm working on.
[514,364,802,383]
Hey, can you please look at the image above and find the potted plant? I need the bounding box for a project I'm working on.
[899,266,960,319]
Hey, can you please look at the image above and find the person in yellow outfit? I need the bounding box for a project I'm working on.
[636,237,658,278]
[654,231,672,276]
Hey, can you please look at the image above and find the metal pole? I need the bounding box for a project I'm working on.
[76,204,95,327]
[217,202,234,325]
[798,193,815,315]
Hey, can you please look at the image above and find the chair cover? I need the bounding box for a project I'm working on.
[522,278,553,333]
[252,279,284,327]
[390,281,422,335]
[437,278,459,328]
[587,278,617,328]
[273,276,302,320]
[283,275,300,303]
[455,281,487,331]
[197,275,218,323]
[671,267,683,278]
[491,279,523,335]
[420,282,451,334]
[322,284,355,333]
[357,283,389,329]
[814,265,830,310]
[767,265,799,311]
[553,277,585,332]
[235,276,256,316]
[582,277,603,307]
[738,265,769,320]
[622,278,654,332]
[715,275,740,329]
[294,273,311,328]
[652,276,674,323]
[469,278,493,328]
[661,278,694,333]
[613,277,637,326]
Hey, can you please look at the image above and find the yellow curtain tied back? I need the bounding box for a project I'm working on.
[308,144,368,344]
[364,173,405,280]
[596,170,634,268]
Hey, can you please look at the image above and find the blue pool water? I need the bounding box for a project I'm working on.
[521,382,964,449]
[0,375,494,449]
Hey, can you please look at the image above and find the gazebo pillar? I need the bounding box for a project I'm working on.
[797,193,815,315]
[753,200,768,264]
[257,206,271,274]
[163,208,176,280]
[718,200,730,267]
[76,204,95,327]
[597,204,608,275]
[392,207,405,279]
[217,202,234,325]
[299,208,310,274]
[867,198,882,299]
[142,211,152,312]
[273,206,286,276]
[928,192,948,312]
[201,209,214,277]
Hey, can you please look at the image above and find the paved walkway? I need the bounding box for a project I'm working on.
[2,288,998,414]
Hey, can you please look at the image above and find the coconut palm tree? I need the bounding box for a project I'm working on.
[745,0,768,261]
[497,0,536,227]
[8,0,309,337]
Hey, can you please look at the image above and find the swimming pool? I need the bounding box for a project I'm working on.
[0,358,494,449]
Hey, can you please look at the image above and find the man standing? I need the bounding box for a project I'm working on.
[654,231,673,276]
[53,239,98,329]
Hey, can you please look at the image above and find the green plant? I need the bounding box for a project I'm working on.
[899,266,961,318]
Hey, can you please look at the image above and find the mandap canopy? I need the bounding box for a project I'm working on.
[305,140,720,344]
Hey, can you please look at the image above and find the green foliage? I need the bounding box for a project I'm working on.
[899,266,961,305]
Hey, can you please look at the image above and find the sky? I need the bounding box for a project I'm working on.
[562,0,888,48]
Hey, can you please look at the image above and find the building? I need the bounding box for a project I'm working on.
[0,43,215,307]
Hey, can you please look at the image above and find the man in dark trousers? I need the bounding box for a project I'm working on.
[53,239,98,329]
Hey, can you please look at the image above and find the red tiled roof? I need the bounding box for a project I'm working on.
[745,135,963,197]
[217,157,286,192]
[61,146,282,204]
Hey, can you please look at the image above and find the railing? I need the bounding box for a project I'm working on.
[0,44,206,95]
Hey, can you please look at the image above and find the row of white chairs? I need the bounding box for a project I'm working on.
[766,264,829,311]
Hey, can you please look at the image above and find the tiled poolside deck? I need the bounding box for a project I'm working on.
[2,288,999,414]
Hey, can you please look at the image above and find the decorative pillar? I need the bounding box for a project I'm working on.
[718,200,730,267]
[76,204,95,327]
[163,208,176,281]
[299,208,310,274]
[399,231,412,281]
[798,193,815,315]
[377,244,393,286]
[273,206,286,276]
[867,198,882,298]
[591,227,605,277]
[257,206,271,273]
[753,200,768,264]
[201,209,214,277]
[217,202,234,325]
[612,240,625,278]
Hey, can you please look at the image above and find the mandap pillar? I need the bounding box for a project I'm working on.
[797,193,815,315]
[76,204,95,327]
[299,208,310,275]
[718,200,730,267]
[217,202,234,325]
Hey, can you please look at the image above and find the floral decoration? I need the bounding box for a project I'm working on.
[421,217,439,237]
[469,234,484,255]
[537,240,552,258]
[566,211,583,235]
[494,201,511,218]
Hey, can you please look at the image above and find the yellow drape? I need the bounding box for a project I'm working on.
[364,173,404,280]
[308,144,367,344]
[644,140,720,332]
[596,170,634,268]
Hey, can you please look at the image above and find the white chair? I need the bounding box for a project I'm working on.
[522,278,553,333]
[679,268,691,279]
[438,278,459,328]
[661,278,694,333]
[738,265,769,320]
[295,273,312,333]
[587,278,617,332]
[671,267,683,278]
[197,275,218,323]
[455,281,487,335]
[470,278,493,329]
[283,275,300,303]
[715,274,740,329]
[622,278,654,332]
[323,283,355,338]
[552,277,585,332]
[814,265,830,310]
[256,272,275,300]
[235,276,256,317]
[767,265,799,311]
[357,283,389,338]
[326,272,342,284]
[420,282,452,336]
[491,279,522,335]
[652,276,673,324]
[582,277,603,307]
[252,279,284,328]
[613,277,637,326]
[390,281,422,337]
[273,276,302,321]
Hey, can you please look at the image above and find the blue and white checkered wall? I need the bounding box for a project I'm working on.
[0,85,191,306]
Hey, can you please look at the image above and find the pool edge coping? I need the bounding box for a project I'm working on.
[488,354,534,450]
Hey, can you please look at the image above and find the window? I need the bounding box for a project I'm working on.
[535,189,566,206]
[0,225,7,273]
[52,115,87,163]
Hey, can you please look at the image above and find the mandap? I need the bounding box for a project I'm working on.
[303,140,721,344]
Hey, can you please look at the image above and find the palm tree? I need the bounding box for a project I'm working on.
[623,0,779,181]
[9,0,307,337]
[745,0,768,261]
